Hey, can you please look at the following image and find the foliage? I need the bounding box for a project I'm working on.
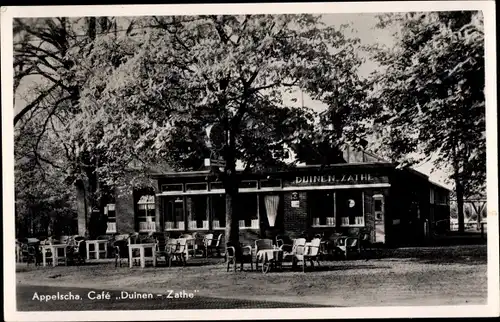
[75,15,364,177]
[363,11,485,197]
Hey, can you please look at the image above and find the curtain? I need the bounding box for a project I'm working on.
[264,195,280,227]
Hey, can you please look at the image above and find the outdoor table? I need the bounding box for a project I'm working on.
[86,240,109,260]
[128,243,157,268]
[41,244,68,267]
[256,248,283,273]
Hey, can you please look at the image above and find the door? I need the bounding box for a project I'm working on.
[373,194,385,243]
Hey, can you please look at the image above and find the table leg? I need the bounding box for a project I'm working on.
[52,247,57,267]
[129,246,133,268]
[86,243,90,260]
[104,244,108,259]
[96,243,100,260]
[64,248,67,266]
[140,247,145,268]
[42,249,46,267]
[152,247,157,267]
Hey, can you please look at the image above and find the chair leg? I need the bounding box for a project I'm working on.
[302,260,306,273]
[227,259,230,272]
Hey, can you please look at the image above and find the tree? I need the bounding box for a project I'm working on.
[13,17,132,237]
[363,11,485,233]
[75,14,364,245]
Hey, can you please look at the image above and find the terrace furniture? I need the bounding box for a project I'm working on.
[85,239,109,260]
[226,243,253,272]
[206,234,223,257]
[256,247,283,273]
[128,242,157,268]
[253,239,274,271]
[282,238,306,270]
[336,231,372,259]
[170,238,188,266]
[187,232,206,258]
[302,238,322,271]
[25,245,38,266]
[66,238,86,265]
[41,244,67,267]
[154,233,172,266]
[113,238,130,267]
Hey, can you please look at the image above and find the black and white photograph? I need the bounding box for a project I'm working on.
[2,1,498,321]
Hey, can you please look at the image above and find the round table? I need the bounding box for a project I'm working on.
[256,249,283,273]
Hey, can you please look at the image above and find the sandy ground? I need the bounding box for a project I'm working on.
[16,247,487,308]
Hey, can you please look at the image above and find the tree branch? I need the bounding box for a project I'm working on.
[14,83,59,125]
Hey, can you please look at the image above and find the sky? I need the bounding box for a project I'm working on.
[13,13,452,188]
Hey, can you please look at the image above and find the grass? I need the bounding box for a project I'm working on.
[16,245,488,308]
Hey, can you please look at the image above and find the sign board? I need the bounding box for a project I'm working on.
[291,200,300,208]
[204,158,226,167]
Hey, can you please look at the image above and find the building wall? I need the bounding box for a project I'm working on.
[283,191,308,239]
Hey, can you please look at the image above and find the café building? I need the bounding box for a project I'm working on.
[107,147,450,247]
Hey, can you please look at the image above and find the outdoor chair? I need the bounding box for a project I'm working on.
[66,239,86,265]
[286,238,320,272]
[303,238,322,271]
[155,233,171,266]
[25,245,39,266]
[226,242,253,272]
[282,238,306,269]
[188,232,206,258]
[336,231,372,259]
[206,234,223,257]
[203,233,214,257]
[113,238,130,267]
[253,239,274,270]
[170,238,187,266]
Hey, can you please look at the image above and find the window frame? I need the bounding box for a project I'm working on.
[309,191,336,228]
[186,195,209,230]
[339,191,366,228]
[237,193,259,229]
[163,197,186,231]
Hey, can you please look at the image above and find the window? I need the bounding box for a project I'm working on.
[105,204,116,233]
[373,194,385,222]
[161,184,183,192]
[337,190,364,227]
[186,196,209,230]
[137,195,155,232]
[260,179,282,189]
[236,194,259,229]
[309,191,335,227]
[186,183,208,191]
[163,197,185,230]
[210,194,226,229]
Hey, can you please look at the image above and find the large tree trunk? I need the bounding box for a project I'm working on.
[455,174,465,233]
[75,179,88,236]
[224,179,240,247]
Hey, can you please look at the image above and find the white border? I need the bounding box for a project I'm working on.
[2,1,498,321]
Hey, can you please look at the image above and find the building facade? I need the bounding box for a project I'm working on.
[101,148,451,247]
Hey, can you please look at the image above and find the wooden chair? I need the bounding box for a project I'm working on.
[113,237,130,267]
[155,233,171,266]
[336,231,372,259]
[226,243,253,272]
[206,234,223,257]
[282,238,306,269]
[170,238,187,266]
[303,238,322,271]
